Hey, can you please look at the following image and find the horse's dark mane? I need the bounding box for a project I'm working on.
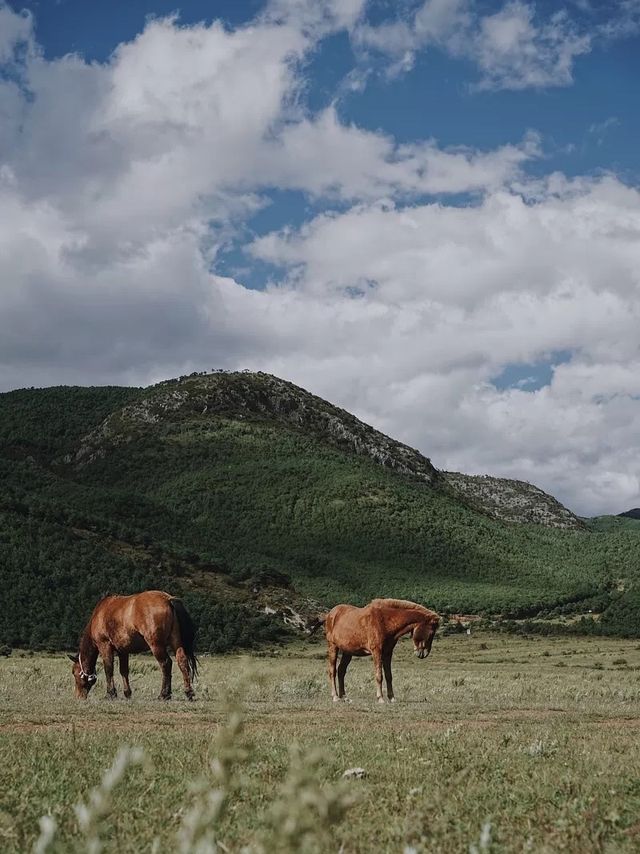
[78,625,97,662]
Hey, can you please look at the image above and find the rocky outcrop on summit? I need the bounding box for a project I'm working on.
[444,471,584,530]
[70,370,582,529]
[72,371,441,486]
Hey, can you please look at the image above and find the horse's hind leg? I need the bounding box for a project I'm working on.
[118,652,132,699]
[327,643,339,702]
[175,647,195,701]
[169,618,195,700]
[150,644,172,700]
[337,653,352,699]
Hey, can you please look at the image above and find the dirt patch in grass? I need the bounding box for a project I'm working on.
[2,705,639,736]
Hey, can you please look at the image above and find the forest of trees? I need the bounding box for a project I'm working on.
[1,378,640,651]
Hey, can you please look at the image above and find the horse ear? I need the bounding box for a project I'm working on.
[67,654,79,663]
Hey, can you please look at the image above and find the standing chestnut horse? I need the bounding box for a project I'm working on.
[68,591,198,700]
[314,598,439,703]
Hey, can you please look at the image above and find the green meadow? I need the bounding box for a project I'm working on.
[2,633,640,853]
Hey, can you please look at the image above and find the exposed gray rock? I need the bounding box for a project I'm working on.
[342,767,366,779]
[443,471,583,530]
[70,370,582,530]
[72,370,440,485]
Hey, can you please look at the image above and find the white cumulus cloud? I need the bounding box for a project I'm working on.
[354,0,636,90]
[249,175,640,515]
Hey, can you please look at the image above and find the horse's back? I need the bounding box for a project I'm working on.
[91,591,175,648]
[94,589,170,610]
[326,603,359,630]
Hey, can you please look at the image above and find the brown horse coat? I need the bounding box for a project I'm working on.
[69,590,197,700]
[319,598,439,703]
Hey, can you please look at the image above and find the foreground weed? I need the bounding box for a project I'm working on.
[31,705,352,854]
[256,746,355,854]
[34,747,144,854]
[468,821,494,854]
[33,818,56,854]
[176,707,248,854]
[523,738,558,757]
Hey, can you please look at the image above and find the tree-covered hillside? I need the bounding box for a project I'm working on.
[1,372,640,650]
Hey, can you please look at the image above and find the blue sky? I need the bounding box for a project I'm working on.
[1,0,640,513]
[15,0,639,177]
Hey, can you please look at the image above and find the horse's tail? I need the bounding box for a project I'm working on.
[306,613,328,636]
[170,598,198,680]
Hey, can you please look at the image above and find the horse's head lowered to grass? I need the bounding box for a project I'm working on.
[411,613,440,659]
[68,653,98,699]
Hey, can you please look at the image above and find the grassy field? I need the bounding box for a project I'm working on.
[2,634,640,853]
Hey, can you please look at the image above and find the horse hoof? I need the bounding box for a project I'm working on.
[185,692,196,701]
[377,698,385,704]
[124,691,132,699]
[332,696,340,703]
[389,697,396,703]
[159,694,172,701]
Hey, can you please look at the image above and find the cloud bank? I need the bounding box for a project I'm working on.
[1,1,640,516]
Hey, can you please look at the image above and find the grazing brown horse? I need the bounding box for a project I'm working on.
[68,591,198,700]
[315,598,439,703]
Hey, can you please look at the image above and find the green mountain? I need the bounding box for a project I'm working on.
[619,509,640,520]
[1,371,640,651]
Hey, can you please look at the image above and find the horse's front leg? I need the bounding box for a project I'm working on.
[372,650,384,703]
[101,644,117,699]
[327,643,339,702]
[118,652,132,699]
[337,653,352,699]
[150,643,172,700]
[382,652,395,702]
